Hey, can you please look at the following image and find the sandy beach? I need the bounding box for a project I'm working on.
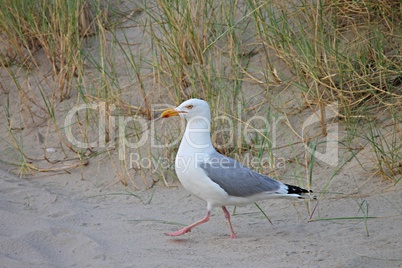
[1,166,401,267]
[1,1,402,267]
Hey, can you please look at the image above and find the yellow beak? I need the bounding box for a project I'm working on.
[161,108,180,118]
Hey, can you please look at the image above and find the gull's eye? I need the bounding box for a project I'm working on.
[186,105,194,109]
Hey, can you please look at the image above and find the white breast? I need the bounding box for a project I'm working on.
[175,152,229,206]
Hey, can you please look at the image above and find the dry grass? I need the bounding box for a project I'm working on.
[0,0,401,187]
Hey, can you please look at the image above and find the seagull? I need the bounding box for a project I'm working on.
[161,98,316,239]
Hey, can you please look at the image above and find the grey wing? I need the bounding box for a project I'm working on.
[199,152,282,197]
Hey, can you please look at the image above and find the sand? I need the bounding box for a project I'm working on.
[1,1,402,267]
[0,166,401,268]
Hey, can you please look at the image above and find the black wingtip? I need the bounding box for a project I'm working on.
[285,183,312,195]
[286,184,317,200]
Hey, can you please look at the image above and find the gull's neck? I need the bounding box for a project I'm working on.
[178,115,215,156]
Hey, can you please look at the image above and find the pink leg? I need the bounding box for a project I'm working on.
[165,211,211,237]
[222,206,236,239]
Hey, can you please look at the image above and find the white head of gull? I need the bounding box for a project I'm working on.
[161,98,316,239]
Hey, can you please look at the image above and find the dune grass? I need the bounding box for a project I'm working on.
[0,0,401,203]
